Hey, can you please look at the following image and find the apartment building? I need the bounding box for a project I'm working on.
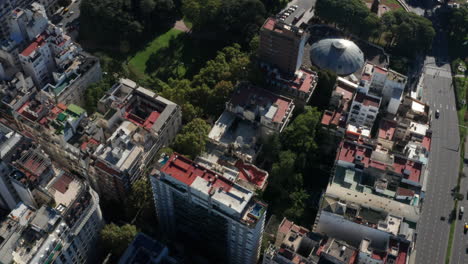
[208,83,294,162]
[0,172,104,264]
[93,78,182,201]
[259,17,307,75]
[0,72,35,114]
[42,53,102,105]
[0,121,32,210]
[263,64,318,105]
[347,90,381,129]
[19,24,76,88]
[0,0,59,41]
[150,153,267,264]
[360,63,407,115]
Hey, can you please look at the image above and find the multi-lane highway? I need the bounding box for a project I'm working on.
[415,8,464,262]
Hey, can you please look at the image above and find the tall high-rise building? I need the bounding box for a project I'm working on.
[150,153,267,264]
[258,17,307,76]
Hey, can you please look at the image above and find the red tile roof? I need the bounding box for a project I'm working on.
[422,135,431,151]
[396,187,415,197]
[263,17,276,30]
[21,35,46,57]
[160,153,234,192]
[336,141,371,167]
[235,160,268,189]
[393,156,422,182]
[378,120,396,140]
[52,173,74,194]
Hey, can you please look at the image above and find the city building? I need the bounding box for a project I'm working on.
[347,90,381,129]
[0,171,104,264]
[0,0,59,41]
[119,233,178,264]
[0,72,35,115]
[0,121,32,210]
[150,153,267,264]
[321,77,358,136]
[19,23,79,88]
[359,63,407,115]
[208,83,294,162]
[263,64,318,104]
[259,17,307,75]
[93,78,181,201]
[263,218,322,264]
[42,52,101,105]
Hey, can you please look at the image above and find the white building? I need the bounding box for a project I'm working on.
[150,153,267,264]
[18,33,54,87]
[360,63,407,115]
[347,90,381,129]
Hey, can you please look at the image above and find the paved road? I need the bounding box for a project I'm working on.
[56,0,81,40]
[416,11,460,263]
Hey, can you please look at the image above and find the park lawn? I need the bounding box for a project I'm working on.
[128,29,185,79]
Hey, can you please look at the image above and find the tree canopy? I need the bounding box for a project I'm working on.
[157,44,252,119]
[447,4,468,59]
[315,0,435,55]
[182,0,266,46]
[261,106,323,223]
[315,0,380,38]
[80,0,175,48]
[381,10,435,55]
[100,223,138,259]
[173,118,211,158]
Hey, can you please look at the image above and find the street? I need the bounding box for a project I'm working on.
[55,0,81,40]
[415,8,463,262]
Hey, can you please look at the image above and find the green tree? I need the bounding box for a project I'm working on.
[310,68,337,110]
[173,118,211,158]
[281,106,321,154]
[125,178,152,221]
[284,189,310,222]
[381,10,435,54]
[83,75,116,114]
[100,223,138,258]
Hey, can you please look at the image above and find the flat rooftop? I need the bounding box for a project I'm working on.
[229,85,294,124]
[336,140,372,167]
[158,153,267,223]
[378,120,396,140]
[354,92,380,107]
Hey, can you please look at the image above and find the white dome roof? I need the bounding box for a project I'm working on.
[310,38,365,76]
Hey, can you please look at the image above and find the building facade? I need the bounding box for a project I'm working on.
[259,17,307,75]
[150,153,267,264]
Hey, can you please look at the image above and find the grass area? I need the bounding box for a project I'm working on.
[127,29,185,79]
[454,77,468,108]
[127,26,223,82]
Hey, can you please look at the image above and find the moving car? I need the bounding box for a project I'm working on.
[435,109,440,118]
[464,222,468,234]
[460,206,465,220]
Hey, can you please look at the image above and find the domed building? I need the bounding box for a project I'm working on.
[310,38,365,76]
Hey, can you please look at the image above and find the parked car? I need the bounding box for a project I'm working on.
[460,206,464,220]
